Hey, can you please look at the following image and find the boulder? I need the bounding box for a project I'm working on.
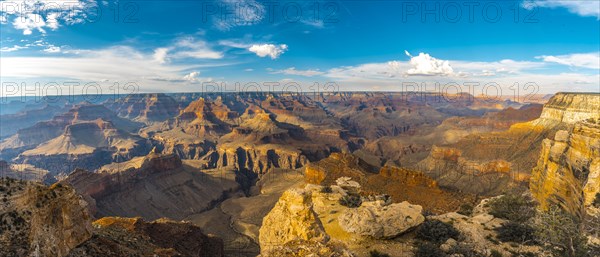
[338,200,424,239]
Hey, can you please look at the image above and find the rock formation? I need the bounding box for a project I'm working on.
[68,217,224,257]
[338,200,424,239]
[62,151,240,220]
[103,93,180,123]
[530,119,600,217]
[0,178,93,257]
[16,119,151,174]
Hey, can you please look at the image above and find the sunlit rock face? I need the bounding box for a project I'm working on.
[530,120,600,217]
[539,92,600,124]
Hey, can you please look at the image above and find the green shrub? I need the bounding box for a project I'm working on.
[339,194,362,208]
[448,244,484,257]
[369,250,390,257]
[321,186,333,193]
[488,194,536,223]
[414,241,446,257]
[593,193,600,208]
[415,219,460,244]
[495,222,536,244]
[457,203,474,216]
[490,249,503,257]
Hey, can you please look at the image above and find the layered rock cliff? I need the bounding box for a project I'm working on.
[530,120,600,217]
[538,92,600,124]
[0,178,93,257]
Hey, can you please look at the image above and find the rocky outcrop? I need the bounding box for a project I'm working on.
[68,217,224,257]
[0,178,93,257]
[530,120,600,217]
[258,187,353,257]
[259,188,329,251]
[304,152,375,185]
[211,146,308,175]
[539,93,600,124]
[338,200,424,239]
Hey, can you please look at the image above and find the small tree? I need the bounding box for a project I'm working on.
[415,219,460,244]
[495,221,536,245]
[592,193,600,208]
[488,194,536,223]
[534,205,589,257]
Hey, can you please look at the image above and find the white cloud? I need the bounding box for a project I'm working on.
[12,14,46,35]
[0,46,229,92]
[248,44,288,59]
[43,45,61,53]
[405,51,454,76]
[183,71,200,82]
[271,67,324,77]
[1,0,97,35]
[170,37,223,59]
[536,52,600,69]
[150,38,222,65]
[0,45,27,52]
[523,0,600,19]
[153,48,169,64]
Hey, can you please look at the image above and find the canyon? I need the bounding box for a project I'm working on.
[1,91,599,257]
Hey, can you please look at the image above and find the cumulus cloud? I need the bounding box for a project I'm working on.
[183,71,200,82]
[248,44,288,59]
[271,67,324,77]
[405,51,454,76]
[523,0,600,19]
[536,52,600,69]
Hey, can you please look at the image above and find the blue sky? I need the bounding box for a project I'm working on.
[0,0,599,95]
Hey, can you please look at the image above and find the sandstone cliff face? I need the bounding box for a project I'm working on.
[259,188,330,252]
[0,178,93,257]
[539,93,600,124]
[211,146,308,175]
[530,120,600,217]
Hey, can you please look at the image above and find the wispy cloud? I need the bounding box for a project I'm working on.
[0,45,27,52]
[523,0,600,19]
[213,0,265,30]
[0,45,223,90]
[536,52,600,69]
[270,67,324,77]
